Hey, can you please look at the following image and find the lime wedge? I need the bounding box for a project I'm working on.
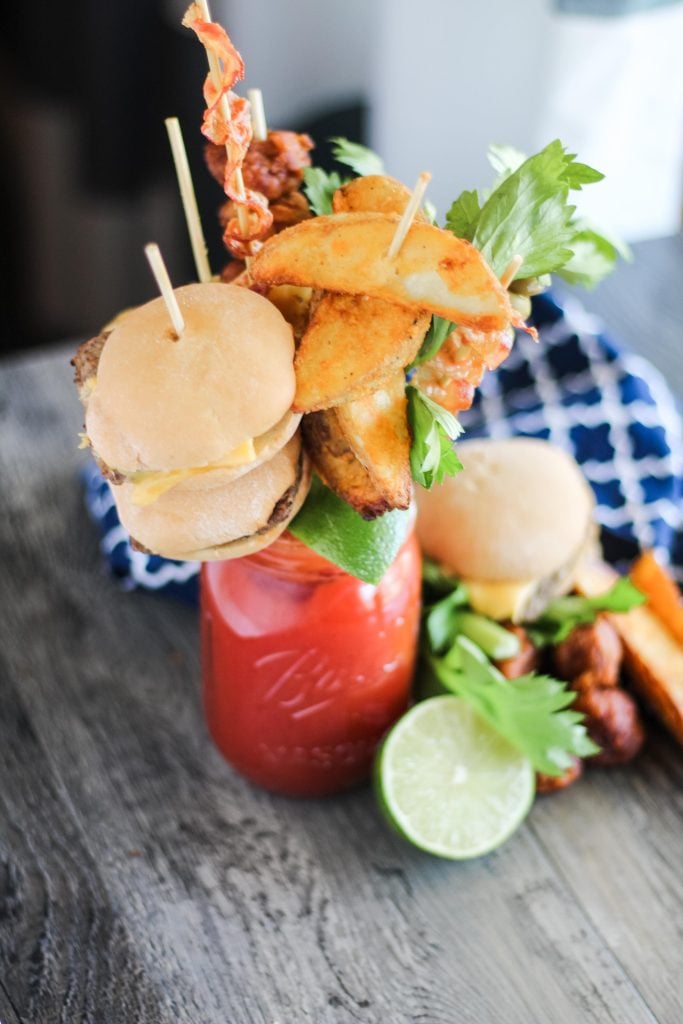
[376,696,535,859]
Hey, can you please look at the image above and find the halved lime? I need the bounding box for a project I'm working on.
[376,696,535,859]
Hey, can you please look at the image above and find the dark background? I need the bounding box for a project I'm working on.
[0,2,364,355]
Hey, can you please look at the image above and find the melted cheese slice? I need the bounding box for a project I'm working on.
[129,439,257,506]
[464,579,537,622]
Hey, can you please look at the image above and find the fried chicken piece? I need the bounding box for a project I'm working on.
[573,687,644,766]
[536,757,582,794]
[554,617,623,687]
[495,625,540,679]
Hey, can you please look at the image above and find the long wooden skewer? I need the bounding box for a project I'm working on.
[387,171,431,259]
[144,244,185,339]
[196,0,250,239]
[248,88,267,142]
[165,117,212,284]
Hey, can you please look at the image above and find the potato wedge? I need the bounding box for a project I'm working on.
[302,411,391,519]
[293,176,430,411]
[266,285,312,344]
[251,213,513,331]
[334,374,411,509]
[294,293,428,411]
[333,175,428,220]
[630,550,683,646]
[575,560,683,744]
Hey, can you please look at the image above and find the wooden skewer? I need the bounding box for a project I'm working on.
[387,171,431,259]
[500,254,524,289]
[248,88,267,142]
[144,244,185,339]
[196,0,250,238]
[165,117,212,284]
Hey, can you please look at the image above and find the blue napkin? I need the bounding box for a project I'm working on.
[83,291,683,599]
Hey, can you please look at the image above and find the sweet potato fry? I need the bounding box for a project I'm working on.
[630,550,683,646]
[294,294,428,411]
[575,560,683,744]
[251,213,513,331]
[334,373,411,510]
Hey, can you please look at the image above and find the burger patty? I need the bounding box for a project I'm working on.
[255,448,306,535]
[128,449,308,556]
[72,331,108,391]
[72,331,126,484]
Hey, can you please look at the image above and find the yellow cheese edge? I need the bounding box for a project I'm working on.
[463,579,536,622]
[129,438,257,506]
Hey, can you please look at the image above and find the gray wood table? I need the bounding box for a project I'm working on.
[1,236,682,1024]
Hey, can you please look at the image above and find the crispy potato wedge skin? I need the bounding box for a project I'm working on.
[302,411,392,519]
[251,213,513,331]
[293,176,430,412]
[575,560,683,744]
[334,374,411,510]
[333,175,428,220]
[294,294,428,412]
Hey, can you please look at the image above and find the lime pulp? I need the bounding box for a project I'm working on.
[376,696,535,860]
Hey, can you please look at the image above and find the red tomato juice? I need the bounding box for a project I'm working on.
[201,530,421,796]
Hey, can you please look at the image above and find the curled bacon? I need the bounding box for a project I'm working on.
[183,3,272,256]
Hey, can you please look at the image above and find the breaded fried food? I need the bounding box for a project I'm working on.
[294,294,428,411]
[302,411,390,519]
[332,174,428,220]
[293,175,430,412]
[251,212,514,331]
[303,373,411,518]
[333,374,411,510]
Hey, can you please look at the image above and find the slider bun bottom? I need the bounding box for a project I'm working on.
[113,433,310,561]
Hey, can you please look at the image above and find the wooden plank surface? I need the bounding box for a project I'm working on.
[0,238,682,1022]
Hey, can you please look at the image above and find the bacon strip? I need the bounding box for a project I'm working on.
[183,3,272,257]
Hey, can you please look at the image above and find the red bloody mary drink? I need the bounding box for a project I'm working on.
[201,529,421,796]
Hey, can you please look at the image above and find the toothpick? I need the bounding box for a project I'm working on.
[196,0,250,240]
[144,244,185,339]
[387,171,431,259]
[500,254,524,289]
[248,88,267,142]
[165,118,212,284]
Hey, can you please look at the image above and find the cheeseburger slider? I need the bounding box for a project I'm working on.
[416,437,597,621]
[73,281,310,559]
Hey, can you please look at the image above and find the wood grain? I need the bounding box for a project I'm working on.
[1,237,682,1023]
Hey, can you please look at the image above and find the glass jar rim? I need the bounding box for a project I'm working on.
[244,531,351,582]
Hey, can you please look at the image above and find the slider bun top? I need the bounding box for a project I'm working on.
[86,283,297,473]
[416,438,595,582]
[113,433,309,561]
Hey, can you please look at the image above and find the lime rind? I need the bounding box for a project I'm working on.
[376,696,535,860]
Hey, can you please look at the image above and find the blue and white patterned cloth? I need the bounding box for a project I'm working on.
[82,291,683,600]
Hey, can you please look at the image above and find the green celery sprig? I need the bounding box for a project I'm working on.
[526,577,646,646]
[406,387,463,488]
[429,637,599,776]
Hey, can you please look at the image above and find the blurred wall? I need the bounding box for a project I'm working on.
[371,0,683,241]
[2,0,682,354]
[216,0,375,127]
